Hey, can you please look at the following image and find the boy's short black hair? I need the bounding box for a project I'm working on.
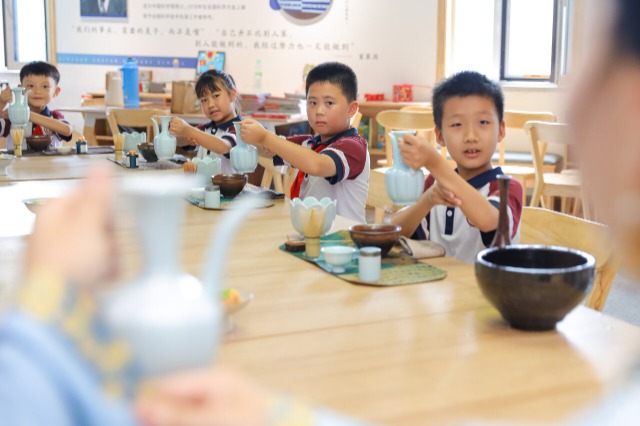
[20,61,61,85]
[614,0,640,59]
[305,62,358,102]
[432,71,504,129]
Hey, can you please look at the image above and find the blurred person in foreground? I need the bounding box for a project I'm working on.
[0,166,371,426]
[568,0,640,424]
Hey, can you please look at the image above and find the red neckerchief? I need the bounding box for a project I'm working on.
[290,142,325,199]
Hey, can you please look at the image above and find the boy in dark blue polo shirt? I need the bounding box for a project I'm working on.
[392,71,522,263]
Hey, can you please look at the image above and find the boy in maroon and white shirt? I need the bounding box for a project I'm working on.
[392,71,522,264]
[0,61,73,150]
[239,62,369,223]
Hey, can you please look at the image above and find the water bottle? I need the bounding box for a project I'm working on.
[121,57,140,108]
[253,59,263,93]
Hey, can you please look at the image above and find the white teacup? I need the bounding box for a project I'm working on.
[321,246,356,273]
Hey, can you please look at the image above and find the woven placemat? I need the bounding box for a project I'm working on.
[279,230,447,286]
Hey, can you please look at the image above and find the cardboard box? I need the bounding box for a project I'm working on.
[393,84,413,102]
[171,81,200,114]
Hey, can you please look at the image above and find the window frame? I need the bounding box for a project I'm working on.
[499,0,560,83]
[1,0,55,70]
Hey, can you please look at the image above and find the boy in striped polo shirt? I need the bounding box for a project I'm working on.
[392,71,523,264]
[239,62,370,223]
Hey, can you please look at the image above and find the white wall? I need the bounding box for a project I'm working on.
[51,0,584,150]
[53,0,439,131]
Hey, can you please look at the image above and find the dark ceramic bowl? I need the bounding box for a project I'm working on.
[212,173,248,198]
[475,245,596,331]
[348,224,402,257]
[137,143,158,162]
[25,135,52,152]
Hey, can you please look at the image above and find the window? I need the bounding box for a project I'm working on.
[500,0,557,81]
[1,0,50,69]
[448,0,571,84]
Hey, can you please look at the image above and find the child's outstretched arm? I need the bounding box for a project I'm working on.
[29,113,72,137]
[169,116,232,153]
[239,119,336,177]
[399,134,499,232]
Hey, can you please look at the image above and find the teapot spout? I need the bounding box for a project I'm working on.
[389,130,416,168]
[232,122,245,146]
[201,196,261,300]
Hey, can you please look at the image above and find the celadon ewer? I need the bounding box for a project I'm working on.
[230,122,258,173]
[101,174,258,380]
[385,130,425,205]
[8,88,31,126]
[151,115,177,161]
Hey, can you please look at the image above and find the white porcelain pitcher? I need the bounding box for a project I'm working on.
[151,116,177,161]
[101,174,259,380]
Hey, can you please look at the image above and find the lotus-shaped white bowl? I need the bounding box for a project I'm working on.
[290,196,337,237]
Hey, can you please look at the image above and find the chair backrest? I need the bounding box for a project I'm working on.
[375,110,436,166]
[258,155,293,198]
[400,105,433,113]
[350,111,363,129]
[501,110,556,165]
[519,206,619,311]
[525,120,570,178]
[107,108,168,143]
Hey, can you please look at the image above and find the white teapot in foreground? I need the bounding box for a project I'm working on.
[101,173,257,379]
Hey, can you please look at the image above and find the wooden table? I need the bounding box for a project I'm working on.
[0,152,187,184]
[1,176,639,425]
[0,154,123,182]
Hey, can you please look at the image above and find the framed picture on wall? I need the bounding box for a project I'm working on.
[80,0,128,18]
[196,51,226,76]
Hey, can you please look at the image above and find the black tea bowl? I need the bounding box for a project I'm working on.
[475,245,595,331]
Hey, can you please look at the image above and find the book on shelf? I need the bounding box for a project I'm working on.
[249,112,305,121]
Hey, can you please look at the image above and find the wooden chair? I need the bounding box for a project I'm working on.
[375,110,437,167]
[500,111,556,199]
[520,207,619,311]
[351,111,363,129]
[400,105,433,113]
[107,108,167,144]
[525,120,590,218]
[258,155,295,198]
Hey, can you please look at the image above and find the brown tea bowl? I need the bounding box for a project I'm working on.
[137,143,158,162]
[475,245,596,331]
[26,135,53,152]
[348,224,402,257]
[212,173,247,198]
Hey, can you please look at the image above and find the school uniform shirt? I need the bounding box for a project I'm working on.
[1,107,73,150]
[412,167,523,264]
[275,127,370,223]
[194,116,240,174]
